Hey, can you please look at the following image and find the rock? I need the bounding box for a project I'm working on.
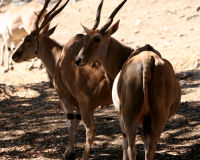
[180,15,186,19]
[189,27,194,31]
[183,6,191,10]
[178,33,185,37]
[134,30,140,34]
[194,61,200,68]
[163,40,170,47]
[166,10,177,14]
[163,27,169,32]
[135,19,142,25]
[185,45,190,49]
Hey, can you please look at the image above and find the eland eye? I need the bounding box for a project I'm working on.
[94,37,101,43]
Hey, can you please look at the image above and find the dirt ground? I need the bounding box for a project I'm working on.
[0,0,200,159]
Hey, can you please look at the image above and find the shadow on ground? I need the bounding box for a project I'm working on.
[0,72,199,159]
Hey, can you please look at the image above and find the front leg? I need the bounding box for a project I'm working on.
[0,43,5,66]
[59,98,80,159]
[28,58,37,71]
[3,43,10,73]
[79,103,96,160]
[8,48,14,70]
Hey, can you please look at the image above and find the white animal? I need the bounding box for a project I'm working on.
[0,1,46,72]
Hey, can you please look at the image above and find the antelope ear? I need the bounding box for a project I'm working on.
[41,23,50,35]
[81,24,91,34]
[46,25,58,36]
[104,20,120,36]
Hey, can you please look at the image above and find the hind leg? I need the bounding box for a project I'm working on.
[123,116,137,160]
[143,116,167,160]
[121,103,139,160]
[117,113,129,160]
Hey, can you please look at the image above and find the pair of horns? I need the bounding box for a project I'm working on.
[35,0,69,33]
[91,0,127,33]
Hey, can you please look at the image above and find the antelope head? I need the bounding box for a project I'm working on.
[75,0,127,66]
[12,0,69,63]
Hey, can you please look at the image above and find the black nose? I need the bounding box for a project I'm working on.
[74,57,82,66]
[12,51,21,62]
[12,54,18,61]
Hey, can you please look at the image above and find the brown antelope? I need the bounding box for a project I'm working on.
[12,0,112,159]
[0,1,46,72]
[75,0,181,160]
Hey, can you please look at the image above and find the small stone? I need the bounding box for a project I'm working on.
[163,40,170,47]
[147,16,151,19]
[134,30,140,34]
[160,36,165,39]
[180,15,186,19]
[185,45,190,49]
[189,27,194,31]
[185,45,190,48]
[184,6,191,10]
[178,33,185,37]
[163,27,169,32]
[194,61,199,68]
[135,19,142,25]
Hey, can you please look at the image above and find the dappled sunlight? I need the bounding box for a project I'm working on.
[0,0,200,159]
[13,87,40,99]
[0,78,199,159]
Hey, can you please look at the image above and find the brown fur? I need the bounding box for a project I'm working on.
[12,31,112,160]
[118,46,181,160]
[75,23,181,160]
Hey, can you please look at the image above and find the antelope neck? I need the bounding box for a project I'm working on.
[101,37,133,80]
[37,36,63,76]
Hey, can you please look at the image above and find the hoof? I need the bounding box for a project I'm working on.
[62,151,75,160]
[28,66,34,71]
[49,82,54,88]
[10,66,14,70]
[4,68,9,73]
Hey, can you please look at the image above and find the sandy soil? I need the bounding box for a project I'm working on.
[0,0,200,159]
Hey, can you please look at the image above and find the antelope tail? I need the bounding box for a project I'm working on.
[142,55,155,134]
[143,55,154,113]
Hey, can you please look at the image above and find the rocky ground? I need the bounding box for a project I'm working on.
[0,0,200,159]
